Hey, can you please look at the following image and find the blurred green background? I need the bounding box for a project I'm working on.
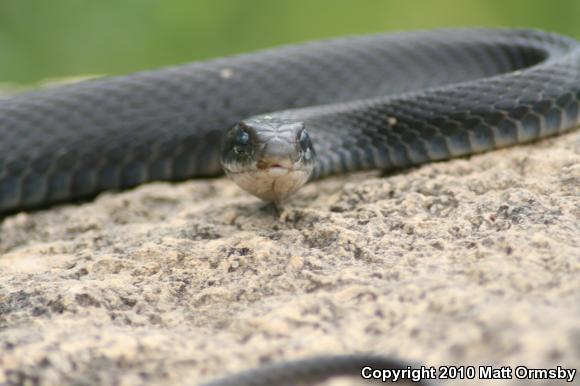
[1,0,579,85]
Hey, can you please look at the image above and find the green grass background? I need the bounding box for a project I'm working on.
[1,0,579,84]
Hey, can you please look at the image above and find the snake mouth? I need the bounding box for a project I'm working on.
[256,161,296,178]
[256,159,294,171]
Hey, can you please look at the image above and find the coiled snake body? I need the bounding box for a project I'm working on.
[1,28,579,384]
[1,28,579,215]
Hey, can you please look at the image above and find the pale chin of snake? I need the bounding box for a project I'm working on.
[224,166,311,202]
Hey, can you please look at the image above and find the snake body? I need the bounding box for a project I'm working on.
[1,28,579,384]
[200,354,437,386]
[0,28,579,214]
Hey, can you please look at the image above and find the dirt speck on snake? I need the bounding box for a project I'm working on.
[1,128,579,386]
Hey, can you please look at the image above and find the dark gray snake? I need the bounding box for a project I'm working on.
[1,28,579,215]
[1,28,579,384]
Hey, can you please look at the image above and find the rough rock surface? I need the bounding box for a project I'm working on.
[1,124,579,385]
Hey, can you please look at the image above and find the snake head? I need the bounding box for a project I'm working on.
[221,116,316,202]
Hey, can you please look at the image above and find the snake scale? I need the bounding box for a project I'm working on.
[1,28,579,215]
[1,28,579,384]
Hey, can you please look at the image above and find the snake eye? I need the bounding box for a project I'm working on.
[298,130,310,150]
[235,126,250,146]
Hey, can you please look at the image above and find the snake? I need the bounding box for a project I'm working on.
[1,28,579,215]
[0,28,579,384]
